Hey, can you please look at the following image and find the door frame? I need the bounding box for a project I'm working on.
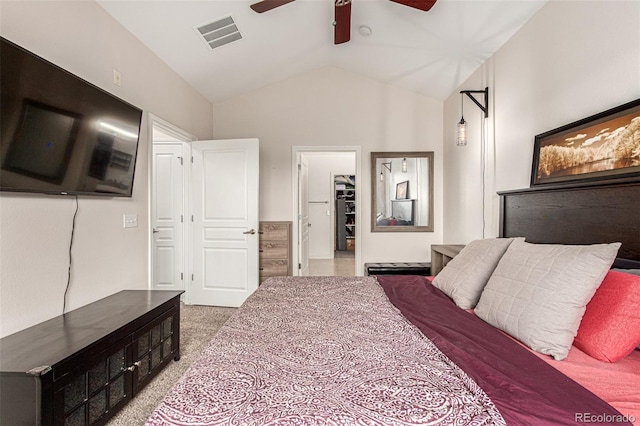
[298,156,310,275]
[291,146,362,276]
[148,114,196,298]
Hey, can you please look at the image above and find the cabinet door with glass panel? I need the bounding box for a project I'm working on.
[54,339,132,425]
[53,306,179,426]
[131,306,179,394]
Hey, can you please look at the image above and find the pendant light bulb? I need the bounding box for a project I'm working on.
[457,117,467,146]
[401,158,407,173]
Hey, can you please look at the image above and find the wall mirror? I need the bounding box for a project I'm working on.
[371,151,434,232]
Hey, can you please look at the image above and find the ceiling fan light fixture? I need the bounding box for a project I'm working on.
[389,0,437,12]
[333,0,352,44]
[250,0,296,13]
[251,0,436,45]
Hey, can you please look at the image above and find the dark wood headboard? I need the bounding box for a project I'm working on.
[498,182,640,266]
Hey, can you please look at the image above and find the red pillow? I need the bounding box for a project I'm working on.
[574,270,640,362]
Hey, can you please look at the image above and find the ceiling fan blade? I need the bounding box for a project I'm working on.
[389,0,437,12]
[334,0,351,44]
[250,0,295,13]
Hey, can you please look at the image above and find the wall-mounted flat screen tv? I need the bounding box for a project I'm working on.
[0,37,143,197]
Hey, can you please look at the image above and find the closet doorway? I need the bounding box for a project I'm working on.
[149,115,194,295]
[292,147,361,277]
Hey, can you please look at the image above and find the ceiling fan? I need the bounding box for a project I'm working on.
[249,0,437,44]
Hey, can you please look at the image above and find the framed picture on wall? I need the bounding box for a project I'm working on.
[395,180,409,199]
[531,98,640,187]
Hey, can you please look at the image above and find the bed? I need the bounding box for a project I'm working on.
[147,182,640,425]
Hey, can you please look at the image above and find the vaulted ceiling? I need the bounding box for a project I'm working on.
[98,0,547,103]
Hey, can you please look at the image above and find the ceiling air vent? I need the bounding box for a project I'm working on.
[195,16,242,51]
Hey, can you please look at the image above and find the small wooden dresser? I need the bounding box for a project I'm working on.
[259,221,292,284]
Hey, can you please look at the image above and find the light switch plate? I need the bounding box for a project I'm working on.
[113,68,122,87]
[123,214,138,228]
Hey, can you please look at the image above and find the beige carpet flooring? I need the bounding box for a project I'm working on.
[106,304,236,426]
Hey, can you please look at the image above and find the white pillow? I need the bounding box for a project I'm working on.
[475,240,621,360]
[432,238,523,309]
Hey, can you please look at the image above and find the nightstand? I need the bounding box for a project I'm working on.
[430,245,465,276]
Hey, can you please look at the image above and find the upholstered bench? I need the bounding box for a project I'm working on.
[364,262,431,276]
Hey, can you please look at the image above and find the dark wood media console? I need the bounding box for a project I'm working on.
[0,290,184,425]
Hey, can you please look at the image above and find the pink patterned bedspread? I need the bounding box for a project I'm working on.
[147,276,505,425]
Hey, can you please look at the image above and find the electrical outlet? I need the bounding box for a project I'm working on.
[113,68,122,87]
[123,214,138,228]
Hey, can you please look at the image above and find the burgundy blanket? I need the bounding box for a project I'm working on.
[378,275,632,426]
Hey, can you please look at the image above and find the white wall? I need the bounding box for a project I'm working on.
[0,1,213,337]
[442,0,640,244]
[212,66,444,269]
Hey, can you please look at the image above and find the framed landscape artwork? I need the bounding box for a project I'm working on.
[396,180,409,199]
[531,98,640,187]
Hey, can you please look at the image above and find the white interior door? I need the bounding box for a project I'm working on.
[298,157,310,276]
[151,142,185,290]
[191,139,259,307]
[309,202,331,259]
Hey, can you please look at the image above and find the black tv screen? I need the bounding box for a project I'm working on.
[0,37,142,197]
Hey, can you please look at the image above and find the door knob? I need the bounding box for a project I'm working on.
[152,228,159,234]
[243,229,256,235]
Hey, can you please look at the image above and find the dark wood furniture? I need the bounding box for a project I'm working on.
[0,290,183,426]
[430,245,465,276]
[259,221,292,284]
[336,198,348,251]
[498,182,640,266]
[365,262,431,276]
[427,183,639,277]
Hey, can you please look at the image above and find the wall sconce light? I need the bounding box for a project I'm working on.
[401,158,407,173]
[380,161,392,181]
[457,87,489,146]
[456,116,467,146]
